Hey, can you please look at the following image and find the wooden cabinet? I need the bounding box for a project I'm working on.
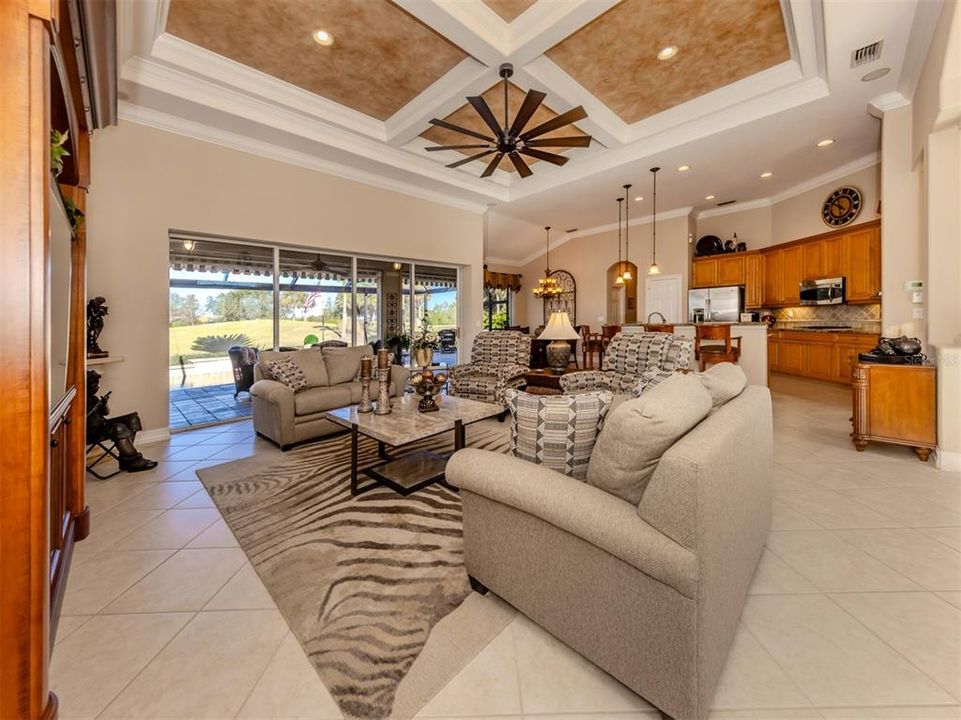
[835,334,880,382]
[841,225,881,302]
[769,331,880,384]
[822,236,841,276]
[692,258,718,288]
[745,253,763,308]
[762,252,781,305]
[778,338,805,374]
[779,246,803,305]
[768,336,779,371]
[716,255,746,286]
[852,363,936,460]
[804,341,835,380]
[801,242,822,280]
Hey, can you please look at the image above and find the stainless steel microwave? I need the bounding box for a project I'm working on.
[799,277,845,305]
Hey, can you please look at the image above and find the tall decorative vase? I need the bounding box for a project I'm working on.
[413,347,433,369]
[374,368,392,415]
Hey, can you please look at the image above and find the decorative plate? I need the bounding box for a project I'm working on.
[695,235,722,256]
[822,186,863,227]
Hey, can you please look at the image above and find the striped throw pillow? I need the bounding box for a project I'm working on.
[505,389,613,480]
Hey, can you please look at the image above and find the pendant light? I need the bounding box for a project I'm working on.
[649,167,661,275]
[614,197,625,286]
[622,183,633,280]
[532,226,562,298]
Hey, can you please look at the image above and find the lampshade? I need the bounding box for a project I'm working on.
[539,311,580,340]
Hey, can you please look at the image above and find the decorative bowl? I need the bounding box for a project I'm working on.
[409,369,447,412]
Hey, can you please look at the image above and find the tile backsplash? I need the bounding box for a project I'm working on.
[763,303,881,333]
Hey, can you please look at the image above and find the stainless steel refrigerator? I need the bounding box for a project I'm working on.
[688,286,744,323]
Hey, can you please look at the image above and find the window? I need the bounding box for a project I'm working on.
[483,288,511,330]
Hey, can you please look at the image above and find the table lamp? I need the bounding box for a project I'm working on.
[540,311,580,373]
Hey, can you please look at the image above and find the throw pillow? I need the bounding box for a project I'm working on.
[697,362,747,407]
[587,373,712,504]
[265,356,310,393]
[323,344,373,385]
[506,389,613,480]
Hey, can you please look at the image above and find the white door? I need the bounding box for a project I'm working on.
[645,274,683,323]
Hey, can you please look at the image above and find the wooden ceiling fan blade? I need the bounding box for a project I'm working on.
[519,148,569,166]
[519,106,588,140]
[525,135,592,148]
[509,152,533,178]
[481,153,504,178]
[426,144,492,151]
[508,89,547,138]
[446,150,495,169]
[467,96,505,138]
[429,118,494,142]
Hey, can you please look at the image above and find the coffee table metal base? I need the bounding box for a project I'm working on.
[350,419,465,496]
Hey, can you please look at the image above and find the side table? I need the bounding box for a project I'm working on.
[851,362,936,461]
[522,369,574,396]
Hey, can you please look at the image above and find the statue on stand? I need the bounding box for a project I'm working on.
[86,370,157,473]
[87,296,109,358]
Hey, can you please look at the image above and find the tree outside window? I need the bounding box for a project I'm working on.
[483,288,511,330]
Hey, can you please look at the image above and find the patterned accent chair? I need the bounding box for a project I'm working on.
[560,332,693,396]
[449,331,532,406]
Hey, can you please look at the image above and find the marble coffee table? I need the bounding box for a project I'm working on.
[324,394,502,496]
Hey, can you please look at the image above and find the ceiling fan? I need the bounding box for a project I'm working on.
[425,63,592,179]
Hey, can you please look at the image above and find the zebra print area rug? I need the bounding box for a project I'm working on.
[197,420,511,720]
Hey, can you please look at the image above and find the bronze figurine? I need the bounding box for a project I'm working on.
[87,296,109,358]
[86,370,157,473]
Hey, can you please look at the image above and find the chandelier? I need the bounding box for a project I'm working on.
[532,226,562,298]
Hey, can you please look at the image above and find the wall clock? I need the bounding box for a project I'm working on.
[822,186,863,227]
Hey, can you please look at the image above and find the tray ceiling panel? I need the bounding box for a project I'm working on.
[166,0,467,121]
[546,0,790,124]
[481,0,538,23]
[421,81,584,173]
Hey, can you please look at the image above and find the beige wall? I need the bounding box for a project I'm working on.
[87,121,484,432]
[696,205,773,251]
[517,215,691,330]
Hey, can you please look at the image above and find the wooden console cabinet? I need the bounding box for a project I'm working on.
[851,363,936,461]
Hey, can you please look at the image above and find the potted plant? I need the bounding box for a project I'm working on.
[385,332,410,361]
[411,312,439,368]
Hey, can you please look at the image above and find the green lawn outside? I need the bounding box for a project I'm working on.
[169,319,345,364]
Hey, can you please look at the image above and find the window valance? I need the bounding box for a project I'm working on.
[485,267,522,292]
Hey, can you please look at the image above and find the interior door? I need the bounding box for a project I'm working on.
[645,275,683,323]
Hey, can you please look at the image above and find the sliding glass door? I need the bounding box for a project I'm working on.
[278,250,352,349]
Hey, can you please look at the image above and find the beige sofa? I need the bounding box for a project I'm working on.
[250,346,408,449]
[446,385,773,720]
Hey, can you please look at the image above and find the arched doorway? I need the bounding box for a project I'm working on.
[606,261,638,325]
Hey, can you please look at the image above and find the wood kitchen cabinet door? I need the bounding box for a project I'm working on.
[802,242,822,280]
[804,342,835,380]
[842,226,881,302]
[779,341,805,374]
[717,255,746,286]
[763,252,781,305]
[768,336,779,370]
[745,253,763,308]
[780,246,803,305]
[692,258,718,288]
[822,236,841,276]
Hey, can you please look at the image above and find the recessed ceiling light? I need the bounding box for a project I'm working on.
[816,138,835,147]
[634,196,644,202]
[705,194,716,200]
[677,165,691,172]
[312,29,334,46]
[657,45,679,61]
[760,171,774,178]
[861,67,890,82]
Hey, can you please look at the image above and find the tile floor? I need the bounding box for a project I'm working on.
[53,374,961,720]
[169,383,253,430]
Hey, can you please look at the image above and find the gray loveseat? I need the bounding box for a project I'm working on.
[447,384,773,720]
[250,345,408,449]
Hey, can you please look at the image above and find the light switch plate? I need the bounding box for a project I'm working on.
[913,307,924,319]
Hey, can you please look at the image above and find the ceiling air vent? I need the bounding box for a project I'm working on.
[565,228,578,233]
[851,40,883,68]
[716,200,737,207]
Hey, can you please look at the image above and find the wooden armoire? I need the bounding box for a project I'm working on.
[0,1,114,717]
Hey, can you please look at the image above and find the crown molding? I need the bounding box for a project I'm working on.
[484,255,525,267]
[696,198,773,220]
[767,152,880,204]
[118,102,490,214]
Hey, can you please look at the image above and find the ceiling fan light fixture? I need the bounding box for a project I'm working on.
[311,29,334,46]
[657,45,679,60]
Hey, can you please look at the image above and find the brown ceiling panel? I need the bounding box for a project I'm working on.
[481,0,538,23]
[421,81,584,173]
[546,0,790,124]
[166,0,467,121]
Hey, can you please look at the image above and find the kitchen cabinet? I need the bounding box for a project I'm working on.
[762,252,781,305]
[802,242,822,280]
[822,236,841,276]
[841,225,881,302]
[768,330,880,384]
[717,255,746,286]
[780,246,803,305]
[835,334,880,382]
[768,336,779,371]
[745,253,763,308]
[692,258,718,288]
[778,338,805,374]
[852,363,936,460]
[805,342,835,380]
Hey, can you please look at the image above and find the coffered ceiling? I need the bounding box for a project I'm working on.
[117,0,944,262]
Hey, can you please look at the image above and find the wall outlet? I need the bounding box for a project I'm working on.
[913,307,925,319]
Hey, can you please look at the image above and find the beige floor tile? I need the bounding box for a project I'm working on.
[77,507,164,552]
[50,612,193,718]
[831,592,961,699]
[773,465,823,493]
[742,594,955,707]
[707,711,824,719]
[511,615,654,714]
[834,529,961,590]
[100,610,288,719]
[186,517,240,548]
[109,481,205,511]
[919,527,961,551]
[205,563,276,610]
[53,615,92,645]
[165,443,236,461]
[838,488,959,527]
[748,550,819,595]
[107,508,222,550]
[765,531,920,592]
[60,549,174,615]
[85,479,157,516]
[938,592,961,610]
[820,708,961,719]
[783,461,892,491]
[417,627,522,717]
[103,548,247,613]
[174,487,216,508]
[208,445,259,460]
[711,624,811,710]
[771,501,821,531]
[523,714,659,720]
[912,483,961,512]
[131,459,202,481]
[238,633,342,720]
[855,459,958,487]
[775,490,900,529]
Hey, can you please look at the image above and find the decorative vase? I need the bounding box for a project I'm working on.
[545,340,571,373]
[374,367,392,415]
[413,347,434,368]
[410,369,446,413]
